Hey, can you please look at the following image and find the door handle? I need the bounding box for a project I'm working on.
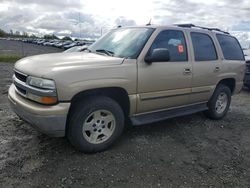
[183,68,192,75]
[214,66,221,72]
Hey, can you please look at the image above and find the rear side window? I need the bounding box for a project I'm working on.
[191,32,217,61]
[149,30,188,61]
[216,34,244,60]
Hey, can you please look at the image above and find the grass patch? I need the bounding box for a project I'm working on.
[0,54,23,63]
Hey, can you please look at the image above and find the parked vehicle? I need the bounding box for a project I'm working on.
[243,49,250,87]
[53,42,63,48]
[61,41,73,48]
[37,40,46,45]
[63,42,78,49]
[9,24,245,153]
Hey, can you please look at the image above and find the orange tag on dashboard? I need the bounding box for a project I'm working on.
[178,45,184,53]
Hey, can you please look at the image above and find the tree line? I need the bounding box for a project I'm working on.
[0,28,73,41]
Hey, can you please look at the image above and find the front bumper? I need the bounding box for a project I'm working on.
[8,84,70,137]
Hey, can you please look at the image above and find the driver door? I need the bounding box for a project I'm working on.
[137,29,192,113]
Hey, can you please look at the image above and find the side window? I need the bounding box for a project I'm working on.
[216,34,244,61]
[149,30,188,61]
[191,32,217,61]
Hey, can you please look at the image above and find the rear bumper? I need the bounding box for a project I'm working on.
[8,84,70,137]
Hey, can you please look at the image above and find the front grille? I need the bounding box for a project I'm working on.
[14,70,28,97]
[15,71,27,83]
[15,85,26,95]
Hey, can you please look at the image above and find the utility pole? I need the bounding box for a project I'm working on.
[79,13,81,39]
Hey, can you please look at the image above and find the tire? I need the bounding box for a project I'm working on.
[204,84,231,120]
[67,96,125,153]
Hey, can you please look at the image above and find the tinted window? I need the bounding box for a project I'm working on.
[191,32,217,61]
[216,34,244,60]
[149,30,188,61]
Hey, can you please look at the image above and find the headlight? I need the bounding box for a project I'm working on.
[26,76,57,104]
[27,76,56,90]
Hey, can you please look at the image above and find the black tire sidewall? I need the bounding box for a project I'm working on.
[67,96,125,153]
[207,84,231,119]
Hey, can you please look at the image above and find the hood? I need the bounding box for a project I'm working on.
[14,52,124,77]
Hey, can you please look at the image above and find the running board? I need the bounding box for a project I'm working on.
[131,103,208,126]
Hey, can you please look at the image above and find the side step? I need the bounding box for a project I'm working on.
[130,103,208,126]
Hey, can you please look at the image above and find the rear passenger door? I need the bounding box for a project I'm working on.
[188,31,221,103]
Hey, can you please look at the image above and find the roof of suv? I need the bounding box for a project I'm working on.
[136,24,231,36]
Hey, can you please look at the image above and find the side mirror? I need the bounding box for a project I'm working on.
[145,48,170,63]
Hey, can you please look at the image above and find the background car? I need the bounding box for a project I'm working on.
[243,49,250,88]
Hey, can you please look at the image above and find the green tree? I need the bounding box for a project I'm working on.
[62,36,72,41]
[22,31,28,37]
[44,34,59,40]
[30,34,37,38]
[0,29,6,37]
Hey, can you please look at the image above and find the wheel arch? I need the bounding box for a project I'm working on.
[67,87,130,125]
[217,78,236,94]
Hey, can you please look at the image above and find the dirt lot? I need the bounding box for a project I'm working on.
[0,40,250,187]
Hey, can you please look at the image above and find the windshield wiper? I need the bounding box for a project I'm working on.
[95,49,114,56]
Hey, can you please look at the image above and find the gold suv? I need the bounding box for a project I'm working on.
[8,24,245,152]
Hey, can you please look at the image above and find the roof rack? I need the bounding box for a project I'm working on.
[176,24,230,34]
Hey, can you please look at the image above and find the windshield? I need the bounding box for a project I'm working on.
[88,27,155,59]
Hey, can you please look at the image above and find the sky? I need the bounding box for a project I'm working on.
[0,0,250,47]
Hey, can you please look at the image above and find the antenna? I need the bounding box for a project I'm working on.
[146,19,152,26]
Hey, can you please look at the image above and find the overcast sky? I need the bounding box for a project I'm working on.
[0,0,250,47]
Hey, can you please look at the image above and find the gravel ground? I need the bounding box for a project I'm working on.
[0,41,250,187]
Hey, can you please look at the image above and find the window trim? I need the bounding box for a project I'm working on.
[190,32,218,62]
[216,33,245,61]
[146,29,189,62]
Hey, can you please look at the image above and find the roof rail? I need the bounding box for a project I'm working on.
[176,24,230,34]
[176,24,195,28]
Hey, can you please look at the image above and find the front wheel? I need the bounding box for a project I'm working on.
[204,84,231,120]
[67,96,125,153]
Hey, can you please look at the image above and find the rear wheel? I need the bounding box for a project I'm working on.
[67,96,125,153]
[204,84,231,120]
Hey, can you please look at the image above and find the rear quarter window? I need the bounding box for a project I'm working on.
[216,34,244,61]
